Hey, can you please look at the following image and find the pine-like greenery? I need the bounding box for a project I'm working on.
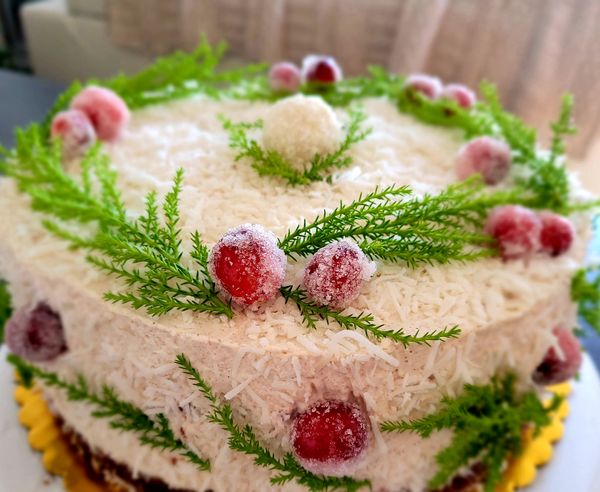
[280,285,460,346]
[175,354,371,492]
[0,127,232,318]
[7,354,210,471]
[571,264,600,335]
[221,107,371,185]
[0,281,11,345]
[380,374,561,492]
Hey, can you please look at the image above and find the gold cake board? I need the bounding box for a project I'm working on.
[14,382,571,492]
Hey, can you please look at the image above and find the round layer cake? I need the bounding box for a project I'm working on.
[0,56,593,492]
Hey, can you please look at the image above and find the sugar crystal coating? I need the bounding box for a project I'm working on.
[208,224,287,306]
[485,206,542,260]
[269,62,302,92]
[404,74,443,100]
[533,327,582,385]
[301,55,343,85]
[71,86,130,142]
[442,83,477,108]
[303,240,376,308]
[455,136,512,185]
[50,109,97,159]
[291,400,369,476]
[539,212,575,257]
[5,302,67,362]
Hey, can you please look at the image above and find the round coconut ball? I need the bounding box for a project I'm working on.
[262,94,342,169]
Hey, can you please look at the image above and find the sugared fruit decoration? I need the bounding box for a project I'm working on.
[301,55,343,85]
[50,109,97,158]
[539,212,575,257]
[5,302,67,362]
[533,327,582,385]
[442,83,477,109]
[70,86,130,142]
[208,224,287,306]
[269,61,302,92]
[262,94,342,168]
[291,400,369,476]
[403,74,443,100]
[455,136,512,185]
[303,240,376,308]
[485,205,542,260]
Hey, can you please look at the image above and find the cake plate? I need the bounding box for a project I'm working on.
[1,346,599,492]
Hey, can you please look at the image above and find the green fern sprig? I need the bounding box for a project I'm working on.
[571,265,600,335]
[175,354,370,492]
[7,354,210,471]
[280,285,460,346]
[0,281,11,344]
[221,107,371,185]
[380,374,561,492]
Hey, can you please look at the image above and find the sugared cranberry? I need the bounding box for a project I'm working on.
[442,83,477,109]
[539,212,575,257]
[208,224,287,306]
[70,86,130,142]
[455,136,512,185]
[5,302,67,362]
[269,62,301,92]
[533,327,582,385]
[303,240,375,309]
[50,109,96,159]
[485,206,542,260]
[291,400,368,476]
[301,55,343,85]
[404,74,443,100]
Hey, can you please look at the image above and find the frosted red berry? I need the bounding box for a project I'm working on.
[208,224,287,306]
[404,74,443,100]
[301,55,343,85]
[71,86,130,142]
[269,62,301,92]
[291,400,368,476]
[539,212,575,257]
[51,109,96,158]
[533,327,582,385]
[5,302,67,362]
[442,83,477,109]
[303,240,375,309]
[455,136,512,185]
[485,206,542,260]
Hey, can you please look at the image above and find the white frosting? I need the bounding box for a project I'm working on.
[0,95,590,491]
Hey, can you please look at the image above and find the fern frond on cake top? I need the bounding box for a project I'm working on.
[571,264,600,335]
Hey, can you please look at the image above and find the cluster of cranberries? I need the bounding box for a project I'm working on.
[5,302,67,362]
[51,86,130,158]
[533,327,582,385]
[485,206,575,260]
[404,73,477,109]
[208,225,373,309]
[269,55,343,93]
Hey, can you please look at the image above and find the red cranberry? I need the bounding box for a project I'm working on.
[539,212,575,257]
[442,83,477,108]
[303,240,375,309]
[485,206,542,260]
[71,86,130,142]
[5,302,67,362]
[208,224,287,306]
[269,62,301,92]
[292,400,368,476]
[404,74,443,100]
[533,327,582,385]
[455,136,512,185]
[51,109,97,158]
[301,55,343,85]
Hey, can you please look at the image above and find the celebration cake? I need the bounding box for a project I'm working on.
[0,42,598,492]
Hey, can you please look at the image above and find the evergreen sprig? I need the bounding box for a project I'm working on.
[0,126,232,318]
[571,264,600,335]
[175,353,370,492]
[7,354,210,471]
[380,374,561,492]
[280,285,460,346]
[0,281,11,345]
[221,107,371,185]
[278,179,524,265]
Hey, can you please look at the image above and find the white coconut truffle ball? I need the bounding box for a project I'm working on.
[262,94,342,169]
